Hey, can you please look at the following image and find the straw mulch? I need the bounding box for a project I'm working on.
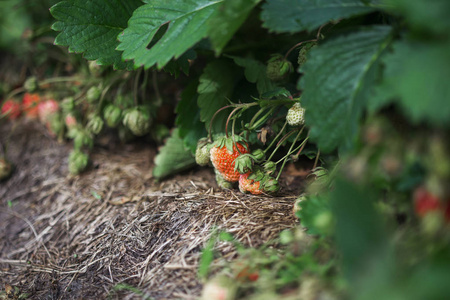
[0,120,303,299]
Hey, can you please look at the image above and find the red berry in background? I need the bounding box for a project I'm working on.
[65,113,77,128]
[247,272,259,282]
[1,99,21,120]
[38,99,59,123]
[210,138,249,182]
[22,93,41,119]
[413,186,442,217]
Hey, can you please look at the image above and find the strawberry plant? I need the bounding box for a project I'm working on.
[0,0,448,298]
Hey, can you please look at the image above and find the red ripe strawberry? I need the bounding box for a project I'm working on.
[413,186,441,217]
[65,113,77,128]
[1,99,21,120]
[22,93,41,118]
[239,172,263,195]
[38,99,59,123]
[235,264,259,282]
[210,137,249,182]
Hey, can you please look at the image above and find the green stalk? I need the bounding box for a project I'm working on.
[276,129,304,181]
[264,120,288,156]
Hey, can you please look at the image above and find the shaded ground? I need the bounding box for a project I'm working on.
[0,120,304,299]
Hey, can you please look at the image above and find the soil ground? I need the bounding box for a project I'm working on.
[0,119,305,299]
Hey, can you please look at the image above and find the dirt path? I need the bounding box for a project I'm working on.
[0,120,301,299]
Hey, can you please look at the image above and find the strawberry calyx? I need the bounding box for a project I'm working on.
[239,167,280,195]
[214,135,249,154]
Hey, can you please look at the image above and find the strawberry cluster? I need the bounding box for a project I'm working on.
[1,93,62,136]
[196,135,280,195]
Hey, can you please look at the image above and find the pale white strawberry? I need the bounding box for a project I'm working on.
[286,102,305,126]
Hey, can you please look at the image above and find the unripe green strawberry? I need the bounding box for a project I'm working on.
[215,169,234,189]
[87,114,104,135]
[286,102,305,126]
[263,161,276,174]
[24,76,38,92]
[68,150,89,175]
[210,136,250,182]
[103,104,122,128]
[195,138,211,166]
[73,129,94,150]
[262,177,280,194]
[266,54,293,82]
[46,112,63,137]
[88,61,104,77]
[123,107,151,136]
[0,157,13,181]
[86,86,101,103]
[251,149,265,162]
[61,97,75,113]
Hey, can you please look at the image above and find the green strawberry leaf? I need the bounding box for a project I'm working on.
[229,56,278,95]
[207,0,261,55]
[163,49,197,77]
[298,26,393,153]
[197,60,238,134]
[370,40,450,126]
[296,194,332,236]
[50,0,141,70]
[153,128,196,179]
[330,178,389,279]
[261,0,380,33]
[386,0,450,36]
[117,0,222,70]
[176,79,207,154]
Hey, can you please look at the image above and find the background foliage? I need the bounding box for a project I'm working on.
[2,0,450,298]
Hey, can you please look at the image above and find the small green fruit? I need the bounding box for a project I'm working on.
[24,77,38,92]
[266,54,293,82]
[87,115,104,135]
[68,150,89,175]
[195,138,211,166]
[122,107,151,136]
[86,86,101,103]
[103,104,122,128]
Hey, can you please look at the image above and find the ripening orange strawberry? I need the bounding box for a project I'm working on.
[22,93,41,119]
[239,172,263,195]
[210,136,249,182]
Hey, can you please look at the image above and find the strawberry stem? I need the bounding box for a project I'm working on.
[208,105,233,141]
[313,149,321,170]
[264,120,288,157]
[276,129,304,181]
[226,106,242,138]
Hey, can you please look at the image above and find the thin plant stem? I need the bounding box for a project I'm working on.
[313,149,321,170]
[264,120,288,156]
[276,129,303,181]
